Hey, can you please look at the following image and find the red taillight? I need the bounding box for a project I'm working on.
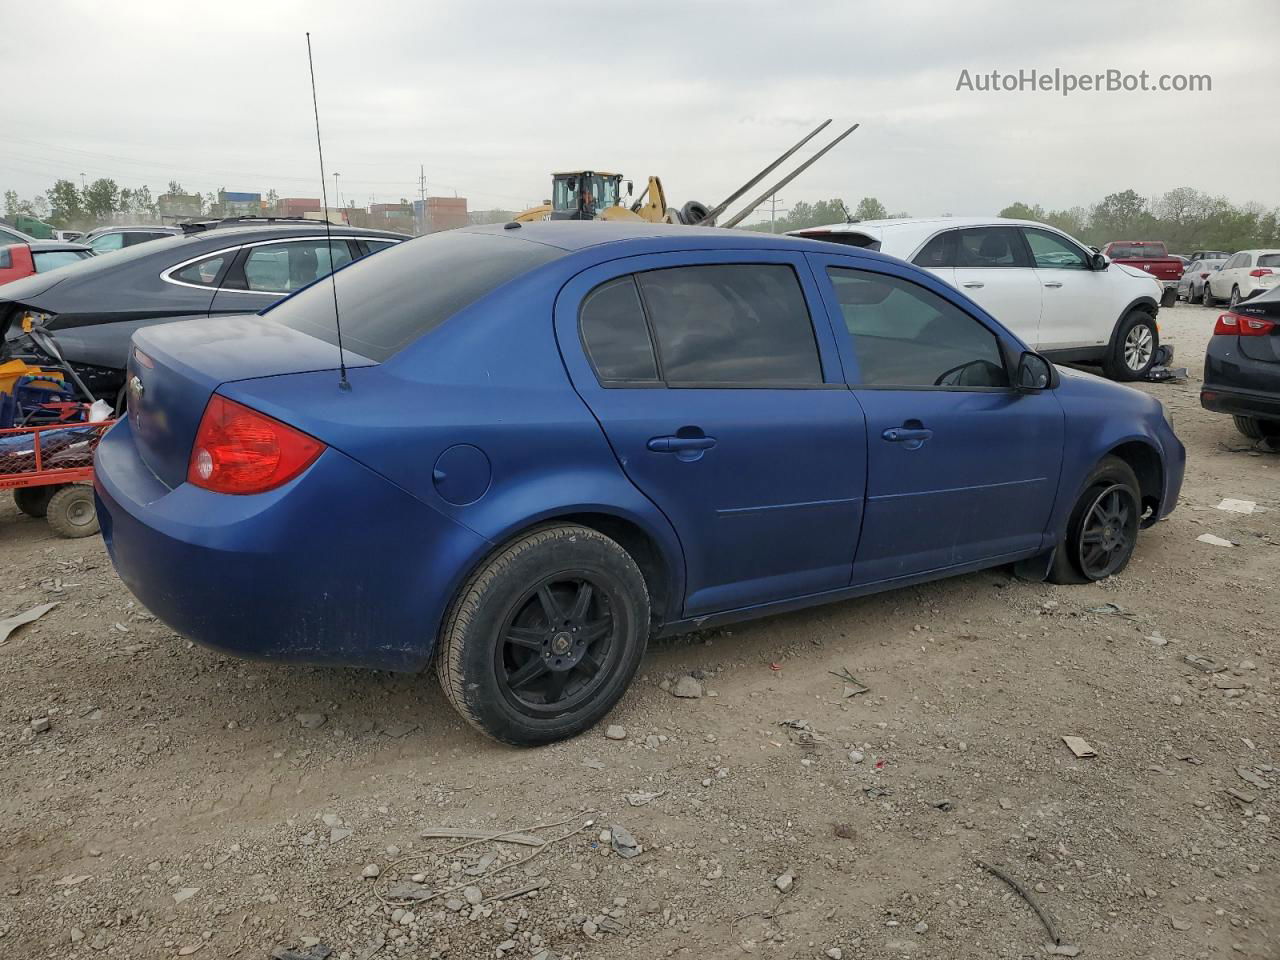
[187,395,324,494]
[1248,269,1273,278]
[1199,272,1211,279]
[1215,311,1277,337]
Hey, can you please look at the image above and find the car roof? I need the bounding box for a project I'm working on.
[457,220,850,254]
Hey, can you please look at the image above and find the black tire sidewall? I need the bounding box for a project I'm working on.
[440,526,650,746]
[1060,457,1141,582]
[13,486,56,518]
[1106,310,1158,381]
[46,484,99,538]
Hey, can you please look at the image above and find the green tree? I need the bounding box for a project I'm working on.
[46,179,84,226]
[853,196,888,221]
[998,202,1046,221]
[3,190,22,218]
[166,180,186,197]
[83,178,120,220]
[1091,189,1148,240]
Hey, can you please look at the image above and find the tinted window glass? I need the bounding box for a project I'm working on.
[1257,254,1280,268]
[635,264,821,385]
[579,277,658,382]
[363,239,398,254]
[828,267,1008,388]
[1240,254,1253,268]
[172,254,226,287]
[0,248,11,269]
[267,231,565,362]
[32,251,90,272]
[1024,228,1089,270]
[0,228,24,245]
[955,227,1025,268]
[242,240,353,293]
[913,231,956,268]
[89,232,126,253]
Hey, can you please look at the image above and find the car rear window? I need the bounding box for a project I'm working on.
[1108,243,1167,259]
[1257,254,1280,268]
[264,231,565,362]
[33,250,90,273]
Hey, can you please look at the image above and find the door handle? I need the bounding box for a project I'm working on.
[961,281,984,289]
[648,435,717,453]
[1043,281,1064,288]
[882,426,933,444]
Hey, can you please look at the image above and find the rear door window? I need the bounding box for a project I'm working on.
[236,239,355,293]
[913,231,956,268]
[88,232,126,253]
[635,264,822,385]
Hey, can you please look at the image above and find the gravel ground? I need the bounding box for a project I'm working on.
[0,301,1276,960]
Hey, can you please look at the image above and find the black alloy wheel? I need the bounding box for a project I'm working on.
[1075,483,1139,580]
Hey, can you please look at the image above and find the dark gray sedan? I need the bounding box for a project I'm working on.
[0,222,406,406]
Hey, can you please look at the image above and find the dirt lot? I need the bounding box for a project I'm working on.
[0,301,1275,960]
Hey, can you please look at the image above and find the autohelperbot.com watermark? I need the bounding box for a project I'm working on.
[956,68,1211,96]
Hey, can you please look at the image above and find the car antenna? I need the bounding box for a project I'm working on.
[305,32,350,391]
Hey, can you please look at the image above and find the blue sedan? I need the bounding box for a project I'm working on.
[94,222,1185,745]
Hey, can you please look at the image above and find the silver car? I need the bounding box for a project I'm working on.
[1178,258,1223,302]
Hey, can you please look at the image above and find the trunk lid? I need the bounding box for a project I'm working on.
[128,315,374,488]
[1234,296,1280,365]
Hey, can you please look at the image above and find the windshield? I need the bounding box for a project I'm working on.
[266,231,565,362]
[552,174,620,217]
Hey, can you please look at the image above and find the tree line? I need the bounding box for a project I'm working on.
[741,188,1280,253]
[3,179,282,230]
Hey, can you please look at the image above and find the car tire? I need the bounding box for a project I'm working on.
[13,486,57,518]
[436,524,650,746]
[1233,415,1280,440]
[1229,286,1241,309]
[1103,309,1159,381]
[1201,283,1214,307]
[1048,456,1142,585]
[45,484,100,538]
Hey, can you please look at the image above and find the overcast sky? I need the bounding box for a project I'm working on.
[7,1,1279,225]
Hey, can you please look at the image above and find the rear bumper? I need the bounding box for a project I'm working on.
[1201,386,1280,421]
[94,418,490,671]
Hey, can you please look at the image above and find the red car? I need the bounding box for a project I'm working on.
[1101,241,1182,306]
[0,241,93,286]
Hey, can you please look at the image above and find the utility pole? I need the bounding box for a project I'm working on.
[333,172,341,213]
[79,172,86,191]
[418,164,428,234]
[768,195,788,233]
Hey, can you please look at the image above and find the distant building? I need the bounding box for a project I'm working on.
[415,197,469,234]
[219,190,265,217]
[278,198,321,218]
[157,192,203,219]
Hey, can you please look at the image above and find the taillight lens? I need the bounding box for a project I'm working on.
[1248,268,1273,278]
[1215,311,1277,337]
[1199,272,1210,279]
[187,395,325,494]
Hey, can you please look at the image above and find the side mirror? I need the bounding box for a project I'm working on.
[1017,352,1053,391]
[1090,252,1108,271]
[626,180,634,196]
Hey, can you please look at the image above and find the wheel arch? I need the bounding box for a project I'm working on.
[440,504,685,651]
[1104,439,1164,527]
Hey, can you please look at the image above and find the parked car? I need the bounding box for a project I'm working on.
[1099,241,1183,307]
[1201,286,1280,441]
[790,217,1167,380]
[1177,258,1223,302]
[0,241,93,286]
[0,222,38,247]
[1202,249,1280,307]
[0,224,406,406]
[79,225,184,255]
[52,230,84,242]
[94,222,1185,745]
[1188,250,1230,263]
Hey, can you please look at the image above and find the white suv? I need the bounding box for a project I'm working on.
[1203,249,1280,308]
[791,217,1167,380]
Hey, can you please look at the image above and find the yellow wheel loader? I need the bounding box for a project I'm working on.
[513,120,858,228]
